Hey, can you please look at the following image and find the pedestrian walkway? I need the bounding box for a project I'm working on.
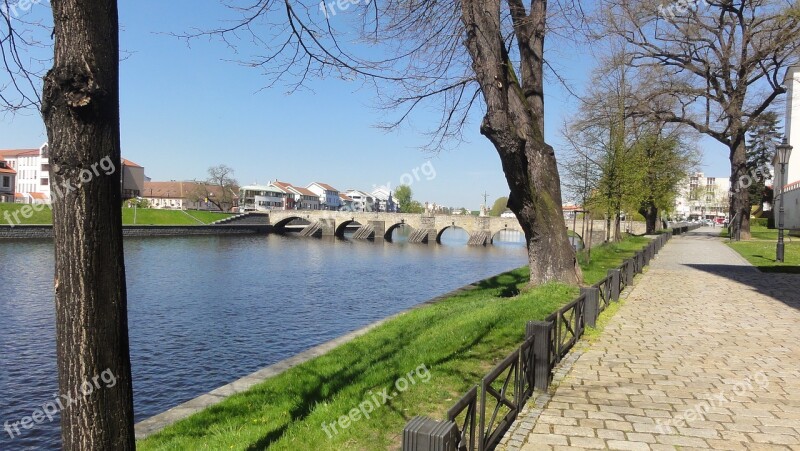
[505,228,800,450]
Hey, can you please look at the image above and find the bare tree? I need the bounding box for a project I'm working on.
[182,0,587,285]
[2,0,136,447]
[596,0,800,239]
[190,164,239,212]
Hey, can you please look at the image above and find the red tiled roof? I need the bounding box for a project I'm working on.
[339,193,353,201]
[0,159,15,174]
[143,181,239,199]
[122,158,142,168]
[29,192,48,200]
[313,182,338,192]
[290,186,317,196]
[14,193,24,199]
[0,149,39,158]
[272,181,293,191]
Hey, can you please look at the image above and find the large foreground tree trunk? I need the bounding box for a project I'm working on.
[42,0,135,448]
[462,0,580,285]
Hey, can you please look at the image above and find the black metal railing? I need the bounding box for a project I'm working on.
[403,231,674,451]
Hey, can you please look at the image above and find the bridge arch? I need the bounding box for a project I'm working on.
[385,222,413,241]
[272,216,310,231]
[335,219,362,238]
[436,225,469,244]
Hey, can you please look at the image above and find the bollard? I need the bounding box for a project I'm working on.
[581,287,600,328]
[527,321,553,392]
[403,417,458,451]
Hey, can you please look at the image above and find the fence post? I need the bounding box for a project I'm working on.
[625,258,634,286]
[608,269,621,301]
[403,417,458,451]
[582,287,600,328]
[527,321,553,392]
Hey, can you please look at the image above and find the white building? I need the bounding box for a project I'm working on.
[272,181,321,210]
[240,184,288,211]
[371,187,396,212]
[344,189,376,211]
[0,145,49,203]
[776,66,800,229]
[306,182,341,210]
[0,144,145,203]
[673,172,731,221]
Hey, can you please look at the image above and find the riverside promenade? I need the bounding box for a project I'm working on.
[504,228,800,450]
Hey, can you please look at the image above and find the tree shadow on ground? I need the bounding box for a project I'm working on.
[684,263,800,311]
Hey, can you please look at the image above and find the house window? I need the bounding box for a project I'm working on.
[2,177,9,188]
[41,178,49,186]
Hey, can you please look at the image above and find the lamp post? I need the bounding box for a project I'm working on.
[776,137,793,262]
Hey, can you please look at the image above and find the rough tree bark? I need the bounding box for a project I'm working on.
[462,0,581,285]
[41,0,135,448]
[639,201,658,235]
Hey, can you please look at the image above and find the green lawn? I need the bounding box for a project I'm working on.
[138,236,654,451]
[121,208,232,225]
[0,203,232,226]
[0,202,53,225]
[720,225,800,273]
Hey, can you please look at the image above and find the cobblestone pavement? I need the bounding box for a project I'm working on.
[505,228,800,450]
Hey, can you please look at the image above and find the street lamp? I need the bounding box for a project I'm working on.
[776,137,793,262]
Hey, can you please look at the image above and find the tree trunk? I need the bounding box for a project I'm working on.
[461,0,580,285]
[41,0,135,449]
[729,138,751,240]
[639,202,658,234]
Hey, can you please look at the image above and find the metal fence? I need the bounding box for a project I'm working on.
[403,230,680,451]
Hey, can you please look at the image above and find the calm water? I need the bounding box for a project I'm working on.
[0,230,525,449]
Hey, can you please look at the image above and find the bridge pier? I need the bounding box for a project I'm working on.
[370,220,385,240]
[319,218,336,237]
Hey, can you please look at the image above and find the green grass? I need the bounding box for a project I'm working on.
[121,208,232,225]
[578,235,650,284]
[0,202,53,224]
[720,225,800,273]
[727,240,800,273]
[0,203,232,226]
[138,236,654,451]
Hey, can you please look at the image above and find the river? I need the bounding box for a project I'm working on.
[0,230,526,449]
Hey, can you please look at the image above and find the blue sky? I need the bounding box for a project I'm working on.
[0,0,732,209]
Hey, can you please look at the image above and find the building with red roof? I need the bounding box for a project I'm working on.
[0,158,16,203]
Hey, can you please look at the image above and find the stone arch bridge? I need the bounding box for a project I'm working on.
[263,211,635,246]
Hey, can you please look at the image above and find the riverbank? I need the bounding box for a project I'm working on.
[0,203,233,226]
[137,236,649,450]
